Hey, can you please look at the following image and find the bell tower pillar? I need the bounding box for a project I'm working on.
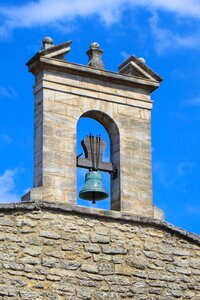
[23,37,163,219]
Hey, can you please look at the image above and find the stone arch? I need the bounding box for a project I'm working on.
[77,110,121,211]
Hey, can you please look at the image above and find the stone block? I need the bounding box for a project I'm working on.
[63,261,81,270]
[102,245,127,255]
[81,263,98,274]
[90,233,110,244]
[84,244,101,254]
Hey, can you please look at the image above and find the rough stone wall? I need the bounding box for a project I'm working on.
[0,203,200,300]
[32,67,154,217]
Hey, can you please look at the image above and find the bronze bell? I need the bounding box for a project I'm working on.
[79,171,108,203]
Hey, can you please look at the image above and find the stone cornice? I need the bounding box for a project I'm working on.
[27,57,161,93]
[0,201,199,245]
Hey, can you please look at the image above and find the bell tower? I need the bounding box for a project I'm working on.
[23,37,163,219]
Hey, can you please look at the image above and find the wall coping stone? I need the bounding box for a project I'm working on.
[0,200,199,245]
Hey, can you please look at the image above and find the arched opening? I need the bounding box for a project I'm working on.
[76,110,120,211]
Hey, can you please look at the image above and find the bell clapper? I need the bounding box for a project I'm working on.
[92,192,96,205]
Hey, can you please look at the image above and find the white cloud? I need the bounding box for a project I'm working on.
[1,0,200,37]
[177,162,194,176]
[0,169,20,203]
[169,111,189,122]
[153,162,174,188]
[0,134,13,144]
[185,204,200,215]
[0,86,17,99]
[143,0,200,18]
[149,12,200,54]
[185,96,200,106]
[121,51,130,60]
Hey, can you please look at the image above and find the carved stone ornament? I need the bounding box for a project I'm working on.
[86,42,104,69]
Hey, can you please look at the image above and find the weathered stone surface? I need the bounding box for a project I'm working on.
[46,274,61,281]
[98,262,114,275]
[20,290,43,300]
[42,257,59,268]
[126,255,147,269]
[63,261,81,270]
[84,244,101,254]
[91,233,110,244]
[102,245,127,255]
[24,246,41,257]
[39,230,61,239]
[3,262,24,271]
[0,285,17,297]
[81,263,98,274]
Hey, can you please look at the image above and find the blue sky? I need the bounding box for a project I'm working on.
[0,0,200,234]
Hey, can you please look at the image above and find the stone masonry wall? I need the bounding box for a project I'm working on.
[0,203,200,300]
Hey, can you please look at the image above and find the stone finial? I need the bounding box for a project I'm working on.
[138,57,146,64]
[42,36,54,49]
[86,42,104,69]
